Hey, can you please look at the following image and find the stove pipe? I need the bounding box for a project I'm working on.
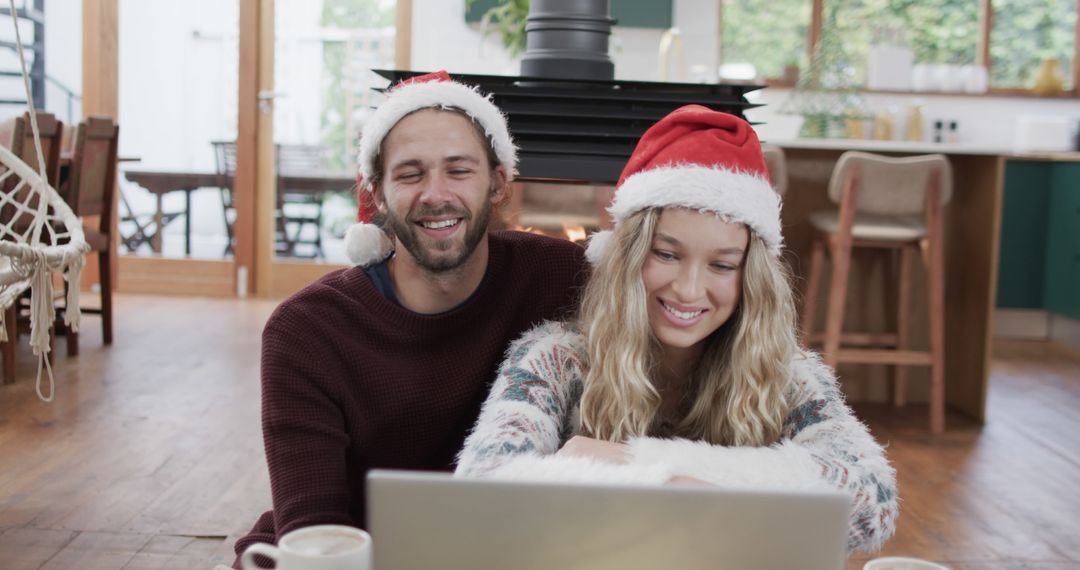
[520,0,616,81]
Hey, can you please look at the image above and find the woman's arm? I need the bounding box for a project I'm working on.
[626,352,898,553]
[455,321,586,477]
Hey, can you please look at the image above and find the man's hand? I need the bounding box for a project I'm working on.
[556,435,631,465]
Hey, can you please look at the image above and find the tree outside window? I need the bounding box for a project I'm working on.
[720,0,1075,93]
[991,0,1075,89]
[720,0,812,80]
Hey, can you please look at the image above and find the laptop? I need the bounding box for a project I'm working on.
[367,469,851,570]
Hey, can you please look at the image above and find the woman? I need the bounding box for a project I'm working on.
[455,105,897,553]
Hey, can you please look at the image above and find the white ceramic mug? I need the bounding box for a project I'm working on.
[241,524,372,570]
[864,556,950,570]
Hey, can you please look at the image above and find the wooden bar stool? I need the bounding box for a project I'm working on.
[761,144,788,196]
[801,151,952,433]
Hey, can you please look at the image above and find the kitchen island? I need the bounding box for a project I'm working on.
[772,138,1078,422]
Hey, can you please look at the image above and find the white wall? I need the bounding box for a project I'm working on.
[746,88,1080,149]
[410,0,712,81]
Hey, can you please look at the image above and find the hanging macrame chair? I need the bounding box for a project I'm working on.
[0,0,90,401]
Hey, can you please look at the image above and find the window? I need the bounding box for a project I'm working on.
[720,0,812,80]
[720,0,1078,94]
[991,0,1076,89]
[830,0,979,84]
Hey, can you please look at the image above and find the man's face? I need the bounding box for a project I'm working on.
[375,109,506,273]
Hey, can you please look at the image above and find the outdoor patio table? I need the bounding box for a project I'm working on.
[123,169,355,254]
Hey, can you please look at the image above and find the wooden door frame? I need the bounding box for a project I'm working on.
[116,0,267,298]
[255,0,412,298]
[115,0,251,297]
[81,0,118,290]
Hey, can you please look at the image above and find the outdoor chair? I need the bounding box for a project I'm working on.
[212,140,239,256]
[118,188,182,253]
[213,141,327,259]
[275,143,326,259]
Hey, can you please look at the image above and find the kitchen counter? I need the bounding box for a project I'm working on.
[770,137,1080,159]
[768,137,1013,156]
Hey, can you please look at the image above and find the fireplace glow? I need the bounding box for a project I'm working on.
[562,224,587,244]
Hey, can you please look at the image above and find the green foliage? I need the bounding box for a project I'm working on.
[726,0,1073,90]
[721,0,811,79]
[318,0,395,173]
[828,0,978,84]
[991,0,1075,88]
[321,42,350,173]
[466,0,530,58]
[320,0,395,28]
[873,0,978,64]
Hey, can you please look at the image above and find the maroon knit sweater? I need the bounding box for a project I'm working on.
[233,231,586,564]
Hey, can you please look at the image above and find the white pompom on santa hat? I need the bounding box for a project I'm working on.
[345,70,518,266]
[586,104,783,264]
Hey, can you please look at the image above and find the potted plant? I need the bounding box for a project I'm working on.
[467,0,530,58]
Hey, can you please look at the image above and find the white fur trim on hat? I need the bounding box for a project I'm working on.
[357,79,517,191]
[609,164,783,257]
[344,222,394,266]
[584,229,613,264]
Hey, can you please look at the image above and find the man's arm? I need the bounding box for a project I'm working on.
[260,308,355,535]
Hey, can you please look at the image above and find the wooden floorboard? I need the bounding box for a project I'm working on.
[0,294,1078,569]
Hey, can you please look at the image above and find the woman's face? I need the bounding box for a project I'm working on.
[641,208,749,358]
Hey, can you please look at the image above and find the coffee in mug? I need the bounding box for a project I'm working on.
[241,524,372,570]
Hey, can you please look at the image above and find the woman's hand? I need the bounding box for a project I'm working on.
[557,435,631,465]
[667,475,713,487]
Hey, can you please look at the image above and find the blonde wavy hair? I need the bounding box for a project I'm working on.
[578,208,799,447]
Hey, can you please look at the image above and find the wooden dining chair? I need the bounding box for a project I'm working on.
[62,116,120,356]
[801,151,952,433]
[1,111,65,383]
[1,111,65,230]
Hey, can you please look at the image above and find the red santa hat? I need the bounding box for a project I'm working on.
[345,70,518,266]
[585,105,783,263]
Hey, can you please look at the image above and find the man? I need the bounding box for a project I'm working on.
[232,71,586,564]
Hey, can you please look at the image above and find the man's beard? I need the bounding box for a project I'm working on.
[384,192,494,273]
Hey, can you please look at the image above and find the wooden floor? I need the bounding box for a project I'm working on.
[0,294,1077,569]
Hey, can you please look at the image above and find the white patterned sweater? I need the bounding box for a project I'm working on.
[455,321,898,553]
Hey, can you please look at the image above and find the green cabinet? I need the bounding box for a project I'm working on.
[997,159,1080,319]
[1044,163,1080,318]
[997,161,1051,309]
